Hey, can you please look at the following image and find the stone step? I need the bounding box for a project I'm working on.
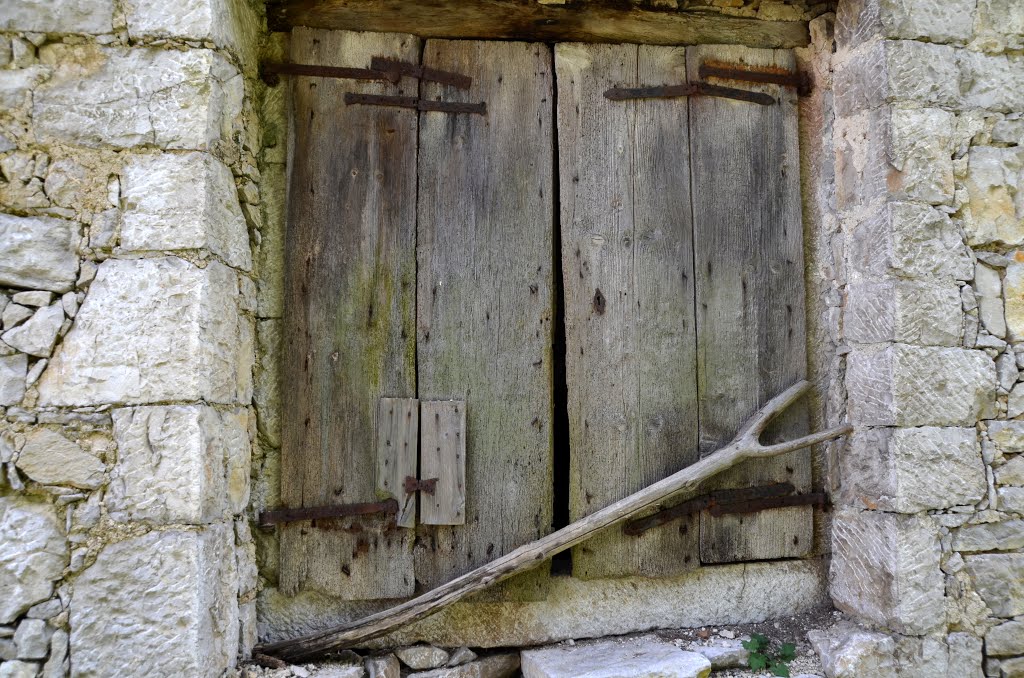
[521,637,712,678]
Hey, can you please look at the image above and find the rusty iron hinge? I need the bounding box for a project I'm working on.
[604,81,776,106]
[403,476,438,496]
[261,58,472,90]
[344,92,487,115]
[257,499,398,527]
[699,61,813,96]
[622,483,828,536]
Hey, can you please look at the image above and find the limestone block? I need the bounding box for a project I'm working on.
[38,257,252,406]
[1,303,64,357]
[522,638,710,678]
[0,662,39,678]
[108,405,250,524]
[946,632,984,678]
[887,108,955,205]
[16,428,104,490]
[834,40,959,116]
[975,0,1024,52]
[410,655,521,678]
[953,520,1024,552]
[958,52,1024,113]
[256,163,287,318]
[312,665,365,678]
[990,422,1024,454]
[836,0,975,45]
[120,152,251,270]
[847,202,972,283]
[1006,255,1024,342]
[0,214,80,293]
[845,280,961,346]
[847,345,996,427]
[830,510,944,634]
[964,147,1024,247]
[70,525,238,678]
[14,618,50,659]
[997,456,1024,486]
[999,487,1024,515]
[0,66,46,113]
[124,0,260,69]
[42,629,68,678]
[34,45,242,151]
[1,0,114,33]
[447,647,477,667]
[397,646,450,670]
[0,354,27,406]
[963,553,1024,617]
[11,292,52,308]
[988,620,1024,657]
[808,625,897,678]
[0,497,67,624]
[687,641,747,669]
[975,263,1008,338]
[840,427,985,512]
[255,319,281,447]
[366,655,401,678]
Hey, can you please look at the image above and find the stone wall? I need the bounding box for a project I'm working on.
[818,0,1024,676]
[0,0,268,676]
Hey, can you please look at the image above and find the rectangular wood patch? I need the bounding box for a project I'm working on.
[376,398,420,529]
[420,400,466,525]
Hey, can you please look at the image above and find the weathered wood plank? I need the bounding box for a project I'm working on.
[270,0,810,49]
[556,43,700,579]
[376,397,419,529]
[420,400,467,526]
[415,39,555,598]
[687,44,812,563]
[280,28,420,599]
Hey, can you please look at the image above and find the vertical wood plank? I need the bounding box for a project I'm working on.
[376,398,420,529]
[415,40,555,598]
[420,400,467,525]
[280,28,420,599]
[688,45,812,563]
[556,43,700,579]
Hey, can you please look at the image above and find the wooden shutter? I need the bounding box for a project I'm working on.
[415,39,556,599]
[280,28,420,599]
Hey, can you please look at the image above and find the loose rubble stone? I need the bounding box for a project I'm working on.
[688,640,748,669]
[120,152,252,270]
[807,623,896,678]
[14,618,50,659]
[10,292,52,308]
[42,629,68,678]
[999,487,1024,515]
[975,262,1008,337]
[2,304,32,330]
[38,257,252,406]
[396,645,451,670]
[953,519,1024,552]
[841,427,985,512]
[1,303,64,357]
[71,526,238,678]
[0,661,39,678]
[410,654,520,678]
[34,45,242,150]
[1,0,114,33]
[987,620,1024,656]
[521,638,711,678]
[831,510,944,634]
[966,146,1024,247]
[108,405,251,524]
[1009,383,1024,419]
[0,354,27,406]
[365,655,400,678]
[447,647,477,666]
[997,456,1024,486]
[0,214,80,293]
[844,280,961,346]
[308,663,364,678]
[846,346,996,426]
[16,428,104,490]
[963,553,1024,617]
[990,422,1024,454]
[0,497,67,624]
[25,599,60,620]
[995,656,1024,677]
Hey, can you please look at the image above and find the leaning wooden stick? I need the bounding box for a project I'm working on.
[259,380,851,661]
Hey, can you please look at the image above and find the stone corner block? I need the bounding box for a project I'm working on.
[846,345,996,427]
[0,497,68,625]
[108,405,251,525]
[38,257,253,407]
[1,0,115,34]
[963,553,1024,618]
[840,426,985,512]
[34,46,242,151]
[123,0,262,69]
[120,152,252,271]
[830,509,945,635]
[834,40,959,116]
[70,525,239,678]
[836,0,975,47]
[845,279,961,346]
[0,214,80,293]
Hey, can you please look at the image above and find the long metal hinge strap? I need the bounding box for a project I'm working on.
[699,62,812,96]
[261,63,395,87]
[344,93,487,115]
[370,57,473,90]
[603,82,775,106]
[623,482,828,536]
[258,499,398,527]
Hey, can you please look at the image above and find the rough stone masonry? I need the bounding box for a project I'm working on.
[0,0,1023,677]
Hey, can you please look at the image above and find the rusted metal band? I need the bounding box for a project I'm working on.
[344,92,487,115]
[623,482,829,536]
[370,57,473,89]
[260,62,396,87]
[403,476,438,496]
[258,499,398,527]
[699,63,812,96]
[603,82,775,106]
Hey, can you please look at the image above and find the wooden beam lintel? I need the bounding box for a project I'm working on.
[268,1,811,49]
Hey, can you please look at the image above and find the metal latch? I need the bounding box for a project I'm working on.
[404,476,438,495]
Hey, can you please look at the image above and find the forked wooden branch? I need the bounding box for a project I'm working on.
[259,380,851,661]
